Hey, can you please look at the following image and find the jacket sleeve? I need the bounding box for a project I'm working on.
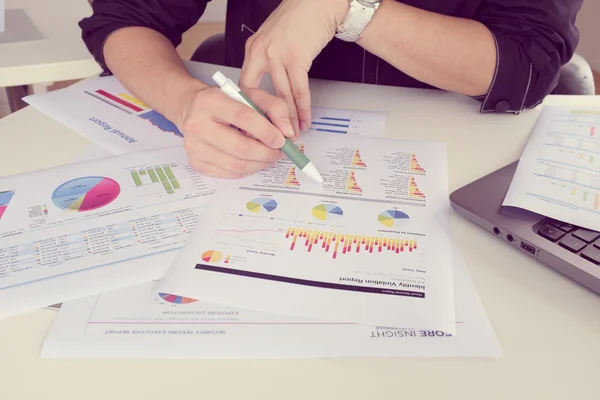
[79,0,210,74]
[473,0,583,114]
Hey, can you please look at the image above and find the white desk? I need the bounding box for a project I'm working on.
[0,0,101,87]
[1,63,599,399]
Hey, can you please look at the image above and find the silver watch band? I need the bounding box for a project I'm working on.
[335,0,380,42]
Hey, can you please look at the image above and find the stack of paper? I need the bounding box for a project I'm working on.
[0,70,503,359]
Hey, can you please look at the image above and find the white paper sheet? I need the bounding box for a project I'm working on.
[0,146,217,319]
[23,74,388,155]
[41,245,501,359]
[503,106,600,231]
[157,133,456,332]
[71,143,114,163]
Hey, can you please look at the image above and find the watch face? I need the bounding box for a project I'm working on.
[358,0,380,5]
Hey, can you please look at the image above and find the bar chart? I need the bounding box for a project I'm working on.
[130,164,181,194]
[285,227,417,259]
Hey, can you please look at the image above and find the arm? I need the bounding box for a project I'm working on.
[79,0,295,178]
[79,0,209,125]
[357,0,583,112]
[240,0,582,122]
[356,0,496,97]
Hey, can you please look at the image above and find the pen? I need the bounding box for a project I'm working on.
[212,71,324,184]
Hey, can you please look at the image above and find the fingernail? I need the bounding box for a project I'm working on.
[275,134,286,148]
[282,118,295,137]
[300,120,309,131]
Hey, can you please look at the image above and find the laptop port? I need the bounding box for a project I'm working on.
[493,227,500,235]
[520,241,536,255]
[507,234,514,242]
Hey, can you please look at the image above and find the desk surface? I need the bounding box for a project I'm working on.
[0,0,101,86]
[1,64,600,399]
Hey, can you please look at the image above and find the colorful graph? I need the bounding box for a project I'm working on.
[285,227,417,259]
[378,210,410,227]
[0,190,15,220]
[201,250,223,263]
[345,171,362,193]
[297,144,305,154]
[246,197,278,213]
[351,149,367,168]
[410,154,426,173]
[85,89,182,137]
[130,164,181,194]
[84,89,149,114]
[285,167,300,187]
[409,176,425,198]
[158,293,197,304]
[312,204,344,220]
[139,110,183,138]
[570,187,600,210]
[52,176,120,212]
[310,116,350,134]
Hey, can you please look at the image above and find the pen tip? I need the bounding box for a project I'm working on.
[302,163,324,184]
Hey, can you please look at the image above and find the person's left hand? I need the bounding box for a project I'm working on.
[239,0,349,135]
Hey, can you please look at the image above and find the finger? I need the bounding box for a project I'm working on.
[239,39,266,89]
[269,63,301,135]
[197,118,282,163]
[287,66,312,131]
[245,88,296,139]
[187,138,274,177]
[210,95,287,150]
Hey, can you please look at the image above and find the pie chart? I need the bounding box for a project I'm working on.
[312,203,344,221]
[52,176,120,212]
[246,197,278,213]
[378,210,410,227]
[201,250,222,263]
[158,292,197,304]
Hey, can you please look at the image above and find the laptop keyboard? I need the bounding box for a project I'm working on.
[536,219,600,265]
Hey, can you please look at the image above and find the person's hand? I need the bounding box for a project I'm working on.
[179,85,296,178]
[239,0,349,134]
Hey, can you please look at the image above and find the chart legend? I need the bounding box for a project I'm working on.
[201,250,223,263]
[158,293,197,304]
[351,149,367,168]
[246,197,278,213]
[409,176,425,198]
[52,177,120,212]
[378,210,410,227]
[139,110,183,138]
[285,227,417,259]
[312,204,344,221]
[410,154,426,173]
[130,164,181,194]
[345,171,362,193]
[284,167,300,187]
[0,190,15,220]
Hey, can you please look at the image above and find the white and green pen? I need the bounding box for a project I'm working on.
[212,71,324,184]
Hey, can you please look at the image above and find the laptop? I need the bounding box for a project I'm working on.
[450,161,600,295]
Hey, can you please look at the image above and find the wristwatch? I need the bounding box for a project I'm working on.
[335,0,381,42]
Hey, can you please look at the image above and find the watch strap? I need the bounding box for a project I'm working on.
[335,0,378,42]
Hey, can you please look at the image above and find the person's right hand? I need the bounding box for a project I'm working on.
[179,85,297,178]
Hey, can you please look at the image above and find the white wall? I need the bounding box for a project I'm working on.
[576,0,600,71]
[201,0,227,22]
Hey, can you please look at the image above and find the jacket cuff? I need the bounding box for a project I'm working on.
[478,31,537,115]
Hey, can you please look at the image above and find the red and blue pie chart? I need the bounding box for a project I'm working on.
[52,176,120,212]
